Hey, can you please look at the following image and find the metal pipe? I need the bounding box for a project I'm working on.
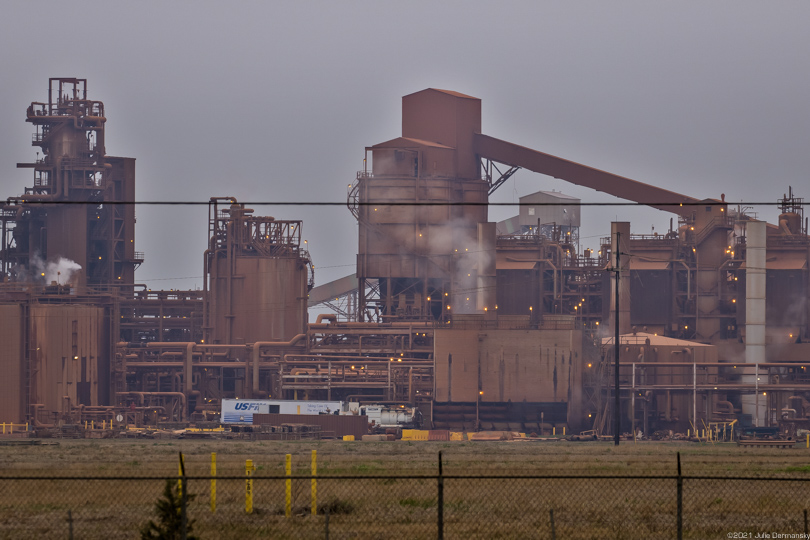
[116,391,187,422]
[310,321,435,328]
[598,361,810,368]
[695,248,699,339]
[692,352,697,434]
[30,404,54,428]
[202,249,211,341]
[283,353,431,362]
[282,356,431,368]
[145,343,195,402]
[632,363,636,438]
[676,260,691,299]
[251,334,307,396]
[614,229,621,445]
[127,362,262,368]
[227,217,234,344]
[628,383,810,391]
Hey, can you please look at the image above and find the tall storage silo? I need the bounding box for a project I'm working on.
[204,199,313,345]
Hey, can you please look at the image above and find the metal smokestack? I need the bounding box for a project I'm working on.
[743,220,766,426]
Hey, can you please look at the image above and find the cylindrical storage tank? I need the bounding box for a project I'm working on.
[211,255,309,344]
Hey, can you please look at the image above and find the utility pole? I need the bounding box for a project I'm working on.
[614,231,621,446]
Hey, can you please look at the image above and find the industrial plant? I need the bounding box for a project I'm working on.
[2,79,809,438]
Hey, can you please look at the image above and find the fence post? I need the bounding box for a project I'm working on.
[285,454,292,518]
[210,452,216,513]
[311,449,317,516]
[438,450,444,540]
[676,451,682,540]
[549,508,556,540]
[179,452,188,540]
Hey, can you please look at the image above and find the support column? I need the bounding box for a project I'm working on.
[610,222,631,336]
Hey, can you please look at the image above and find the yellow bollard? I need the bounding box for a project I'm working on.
[553,427,556,436]
[178,455,184,497]
[245,459,255,514]
[806,433,809,449]
[311,450,317,516]
[211,453,217,513]
[85,421,88,430]
[91,420,94,430]
[285,454,292,518]
[563,426,566,436]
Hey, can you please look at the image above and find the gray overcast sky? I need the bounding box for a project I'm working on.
[2,2,809,290]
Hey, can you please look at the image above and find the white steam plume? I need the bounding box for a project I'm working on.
[30,253,82,285]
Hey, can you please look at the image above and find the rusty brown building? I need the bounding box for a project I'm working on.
[2,80,809,436]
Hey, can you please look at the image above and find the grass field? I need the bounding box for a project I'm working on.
[3,437,810,476]
[1,438,810,538]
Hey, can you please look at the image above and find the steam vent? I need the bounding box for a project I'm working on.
[1,80,809,438]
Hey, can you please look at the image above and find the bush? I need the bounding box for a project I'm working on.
[140,479,198,540]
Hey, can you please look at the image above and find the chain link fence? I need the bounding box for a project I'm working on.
[2,455,810,539]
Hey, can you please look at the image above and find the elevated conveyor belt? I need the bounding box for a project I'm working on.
[473,133,699,217]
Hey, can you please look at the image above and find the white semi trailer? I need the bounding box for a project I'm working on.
[220,399,344,425]
[220,399,420,430]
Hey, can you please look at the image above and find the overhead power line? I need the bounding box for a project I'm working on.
[5,199,802,207]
